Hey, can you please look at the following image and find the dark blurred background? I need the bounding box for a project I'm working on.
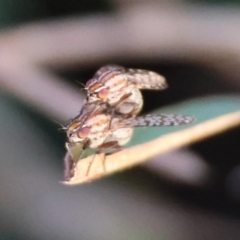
[1,0,240,239]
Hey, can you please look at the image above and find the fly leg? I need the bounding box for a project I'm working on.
[112,92,138,116]
[107,93,138,130]
[95,141,123,172]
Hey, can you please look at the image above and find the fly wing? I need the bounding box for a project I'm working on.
[67,102,98,126]
[69,101,111,127]
[115,114,195,128]
[93,65,167,90]
[126,69,168,90]
[93,64,126,79]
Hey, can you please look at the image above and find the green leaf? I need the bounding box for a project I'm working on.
[64,95,240,184]
[126,95,240,147]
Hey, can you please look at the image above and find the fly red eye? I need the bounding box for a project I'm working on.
[77,127,90,139]
[85,79,95,88]
[97,88,109,100]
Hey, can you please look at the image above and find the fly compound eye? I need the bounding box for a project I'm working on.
[77,127,90,139]
[97,88,109,100]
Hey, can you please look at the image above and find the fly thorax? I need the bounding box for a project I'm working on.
[88,131,108,148]
[110,128,134,146]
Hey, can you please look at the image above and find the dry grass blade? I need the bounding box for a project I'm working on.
[63,111,240,185]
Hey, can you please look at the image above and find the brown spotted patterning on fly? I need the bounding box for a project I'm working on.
[85,65,168,117]
[64,101,195,180]
[63,65,195,180]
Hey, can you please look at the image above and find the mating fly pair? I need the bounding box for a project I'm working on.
[64,65,195,180]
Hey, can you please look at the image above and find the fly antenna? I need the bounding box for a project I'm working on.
[74,80,86,92]
[51,119,68,131]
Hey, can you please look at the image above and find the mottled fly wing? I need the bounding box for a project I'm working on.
[115,114,195,128]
